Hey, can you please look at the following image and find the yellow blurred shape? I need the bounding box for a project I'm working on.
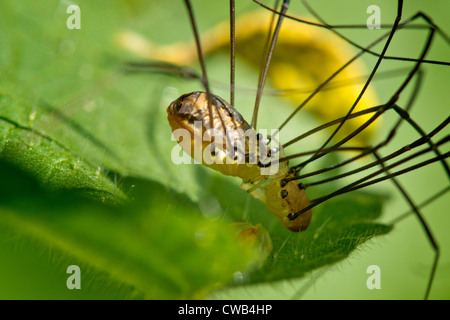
[230,222,273,264]
[116,10,378,145]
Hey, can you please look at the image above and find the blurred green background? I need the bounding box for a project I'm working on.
[0,0,448,299]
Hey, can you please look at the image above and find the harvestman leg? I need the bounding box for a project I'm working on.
[325,70,444,300]
[254,0,449,164]
[300,0,450,65]
[268,3,450,199]
[252,0,290,130]
[182,0,240,152]
[372,150,439,300]
[287,70,449,185]
[294,9,443,170]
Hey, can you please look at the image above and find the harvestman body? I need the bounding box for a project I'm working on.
[167,91,312,231]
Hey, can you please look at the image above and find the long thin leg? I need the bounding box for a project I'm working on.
[273,9,449,135]
[251,0,290,130]
[183,0,212,96]
[276,19,399,133]
[371,151,439,300]
[253,0,450,65]
[255,0,281,103]
[292,29,438,176]
[283,70,450,183]
[122,61,202,80]
[296,1,405,171]
[390,186,450,225]
[183,0,235,152]
[229,0,236,107]
[299,123,449,187]
[288,124,450,218]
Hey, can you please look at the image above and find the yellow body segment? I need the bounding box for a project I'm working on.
[264,169,312,232]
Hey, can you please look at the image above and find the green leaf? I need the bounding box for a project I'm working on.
[0,159,258,299]
[202,173,392,287]
[249,193,392,284]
